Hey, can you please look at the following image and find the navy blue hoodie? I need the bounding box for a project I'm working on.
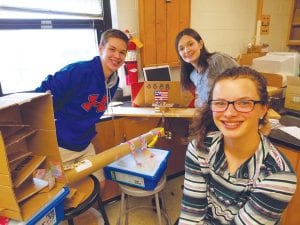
[36,56,119,151]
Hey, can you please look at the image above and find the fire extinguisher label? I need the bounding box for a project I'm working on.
[125,50,137,61]
[129,68,138,73]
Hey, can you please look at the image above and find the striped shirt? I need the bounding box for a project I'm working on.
[179,131,297,225]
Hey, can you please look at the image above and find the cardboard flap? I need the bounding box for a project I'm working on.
[0,184,20,211]
[64,190,86,208]
[8,151,32,165]
[11,155,46,188]
[0,106,23,139]
[4,127,37,149]
[284,76,300,111]
[15,178,48,203]
[0,135,11,177]
[131,82,145,107]
[286,76,300,86]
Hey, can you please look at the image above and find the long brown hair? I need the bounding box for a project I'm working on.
[189,66,269,150]
[175,28,214,90]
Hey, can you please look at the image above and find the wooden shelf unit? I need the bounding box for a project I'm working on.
[287,0,300,46]
[0,93,66,221]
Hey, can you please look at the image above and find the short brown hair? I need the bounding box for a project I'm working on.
[99,29,129,46]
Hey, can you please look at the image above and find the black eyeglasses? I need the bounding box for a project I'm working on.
[209,99,265,112]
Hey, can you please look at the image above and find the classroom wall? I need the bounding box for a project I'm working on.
[260,0,292,52]
[110,0,293,94]
[111,0,292,56]
[190,0,257,57]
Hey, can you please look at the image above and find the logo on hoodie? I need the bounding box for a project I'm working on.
[81,94,107,113]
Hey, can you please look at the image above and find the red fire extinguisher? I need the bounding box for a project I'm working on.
[124,30,138,85]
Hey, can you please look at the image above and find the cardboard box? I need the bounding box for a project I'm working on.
[247,45,262,53]
[104,148,170,190]
[9,187,69,225]
[131,81,195,107]
[0,93,67,221]
[285,76,300,111]
[238,52,266,66]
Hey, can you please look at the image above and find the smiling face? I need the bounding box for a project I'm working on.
[212,78,268,142]
[99,37,128,79]
[177,35,203,67]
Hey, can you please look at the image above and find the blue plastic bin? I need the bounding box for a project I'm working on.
[104,148,170,190]
[25,187,69,225]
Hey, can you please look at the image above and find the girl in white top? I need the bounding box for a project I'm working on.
[175,28,239,107]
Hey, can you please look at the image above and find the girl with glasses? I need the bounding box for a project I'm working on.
[178,66,297,225]
[175,28,239,107]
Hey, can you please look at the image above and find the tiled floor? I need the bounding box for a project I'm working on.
[60,175,183,225]
[105,175,183,225]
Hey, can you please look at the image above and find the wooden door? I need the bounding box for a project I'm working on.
[165,0,190,67]
[139,0,157,67]
[139,0,191,67]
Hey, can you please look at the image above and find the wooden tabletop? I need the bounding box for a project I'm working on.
[105,106,196,118]
[105,104,280,119]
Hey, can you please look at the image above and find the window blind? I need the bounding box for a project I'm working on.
[0,0,103,19]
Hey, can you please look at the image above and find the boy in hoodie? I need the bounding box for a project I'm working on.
[35,29,129,186]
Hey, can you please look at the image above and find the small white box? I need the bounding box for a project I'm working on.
[252,52,300,76]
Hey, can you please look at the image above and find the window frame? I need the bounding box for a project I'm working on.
[0,0,112,94]
[0,0,112,44]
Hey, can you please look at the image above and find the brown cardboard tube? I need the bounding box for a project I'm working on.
[64,127,164,184]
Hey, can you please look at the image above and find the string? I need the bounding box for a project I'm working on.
[127,140,142,166]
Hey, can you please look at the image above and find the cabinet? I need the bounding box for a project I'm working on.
[287,0,300,46]
[93,118,125,151]
[275,144,300,225]
[138,0,191,67]
[156,118,190,176]
[0,93,66,221]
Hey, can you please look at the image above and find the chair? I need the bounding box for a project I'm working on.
[63,175,110,225]
[117,174,170,225]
